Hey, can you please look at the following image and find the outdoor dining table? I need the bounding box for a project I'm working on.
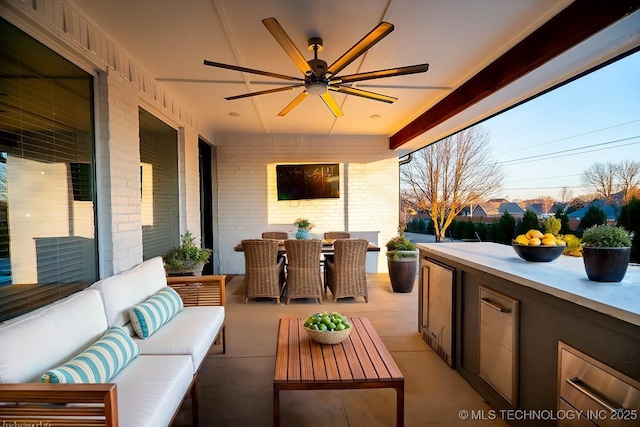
[233,240,380,253]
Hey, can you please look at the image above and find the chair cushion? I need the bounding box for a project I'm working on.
[129,287,183,339]
[41,326,140,383]
[134,306,224,373]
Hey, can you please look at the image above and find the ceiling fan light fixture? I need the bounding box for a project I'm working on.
[306,82,328,95]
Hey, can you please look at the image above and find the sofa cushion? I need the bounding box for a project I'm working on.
[42,326,140,383]
[134,306,224,373]
[110,354,192,427]
[0,289,108,383]
[129,287,183,339]
[90,257,168,328]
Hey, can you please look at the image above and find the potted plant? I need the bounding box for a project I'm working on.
[385,234,418,293]
[581,225,634,282]
[293,218,315,240]
[163,230,212,276]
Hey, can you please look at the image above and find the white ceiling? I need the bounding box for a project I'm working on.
[68,0,639,152]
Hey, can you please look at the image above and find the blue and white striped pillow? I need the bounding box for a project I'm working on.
[41,326,140,383]
[129,287,183,339]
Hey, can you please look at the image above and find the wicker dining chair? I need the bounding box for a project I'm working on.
[321,232,350,289]
[283,239,323,304]
[241,239,285,304]
[325,238,369,302]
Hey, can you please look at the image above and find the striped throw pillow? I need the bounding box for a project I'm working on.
[41,326,140,383]
[129,287,184,339]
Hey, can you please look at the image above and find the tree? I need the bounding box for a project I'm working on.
[617,196,640,262]
[559,186,574,204]
[555,208,570,234]
[581,162,617,203]
[400,126,504,242]
[617,160,640,203]
[517,210,540,235]
[578,205,607,230]
[540,196,555,214]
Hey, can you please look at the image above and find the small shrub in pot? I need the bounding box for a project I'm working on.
[581,225,634,282]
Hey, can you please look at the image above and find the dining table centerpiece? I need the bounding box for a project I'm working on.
[294,218,315,239]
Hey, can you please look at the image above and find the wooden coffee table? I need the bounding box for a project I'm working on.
[273,317,404,426]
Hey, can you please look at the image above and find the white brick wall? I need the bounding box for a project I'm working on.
[97,69,143,275]
[217,135,399,273]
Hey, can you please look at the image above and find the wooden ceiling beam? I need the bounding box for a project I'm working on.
[390,0,640,150]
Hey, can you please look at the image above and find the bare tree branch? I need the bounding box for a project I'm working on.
[400,126,504,241]
[618,160,640,203]
[580,162,617,203]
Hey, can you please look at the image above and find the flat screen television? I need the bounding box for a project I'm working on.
[276,163,339,200]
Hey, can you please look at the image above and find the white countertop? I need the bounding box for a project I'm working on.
[417,242,640,327]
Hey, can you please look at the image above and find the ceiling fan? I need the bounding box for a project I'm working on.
[203,17,429,117]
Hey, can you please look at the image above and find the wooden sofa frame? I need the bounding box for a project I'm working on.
[0,274,226,427]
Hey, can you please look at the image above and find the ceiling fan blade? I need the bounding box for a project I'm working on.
[320,92,344,117]
[277,91,309,116]
[204,60,303,82]
[334,63,430,84]
[331,85,397,103]
[225,84,304,101]
[325,22,394,78]
[262,17,313,76]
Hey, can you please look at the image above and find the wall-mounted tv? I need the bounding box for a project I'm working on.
[276,163,339,200]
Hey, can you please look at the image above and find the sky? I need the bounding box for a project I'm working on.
[482,50,640,202]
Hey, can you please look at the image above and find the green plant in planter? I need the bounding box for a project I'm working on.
[581,225,633,248]
[385,235,417,261]
[163,231,212,273]
[581,225,634,282]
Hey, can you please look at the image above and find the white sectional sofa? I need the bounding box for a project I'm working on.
[0,257,225,427]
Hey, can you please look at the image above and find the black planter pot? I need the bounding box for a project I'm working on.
[387,252,418,293]
[582,247,631,282]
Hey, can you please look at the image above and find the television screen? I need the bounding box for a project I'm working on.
[276,164,339,200]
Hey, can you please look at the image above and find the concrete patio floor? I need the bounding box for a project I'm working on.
[172,272,507,426]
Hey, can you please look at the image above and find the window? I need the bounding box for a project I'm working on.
[0,18,97,320]
[139,108,179,260]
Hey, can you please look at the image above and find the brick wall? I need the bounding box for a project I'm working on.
[96,69,143,275]
[217,135,399,273]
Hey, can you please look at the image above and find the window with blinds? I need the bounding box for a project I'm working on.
[0,18,97,321]
[139,108,179,260]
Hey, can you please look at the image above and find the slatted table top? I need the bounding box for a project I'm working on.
[274,317,403,384]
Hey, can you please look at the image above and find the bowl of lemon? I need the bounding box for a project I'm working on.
[303,312,351,344]
[512,229,566,262]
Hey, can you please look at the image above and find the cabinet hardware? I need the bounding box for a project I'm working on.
[567,377,622,412]
[480,298,510,313]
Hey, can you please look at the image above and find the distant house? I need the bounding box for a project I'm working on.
[524,204,545,218]
[524,202,567,219]
[567,199,619,229]
[472,201,525,220]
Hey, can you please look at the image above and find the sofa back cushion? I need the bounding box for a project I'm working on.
[90,257,168,328]
[0,289,108,383]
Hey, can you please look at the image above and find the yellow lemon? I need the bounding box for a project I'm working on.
[526,229,543,240]
[515,234,529,245]
[556,239,566,246]
[541,237,557,246]
[528,237,541,246]
[543,233,556,241]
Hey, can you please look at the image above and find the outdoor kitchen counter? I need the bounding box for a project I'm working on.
[417,241,640,326]
[417,241,640,426]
